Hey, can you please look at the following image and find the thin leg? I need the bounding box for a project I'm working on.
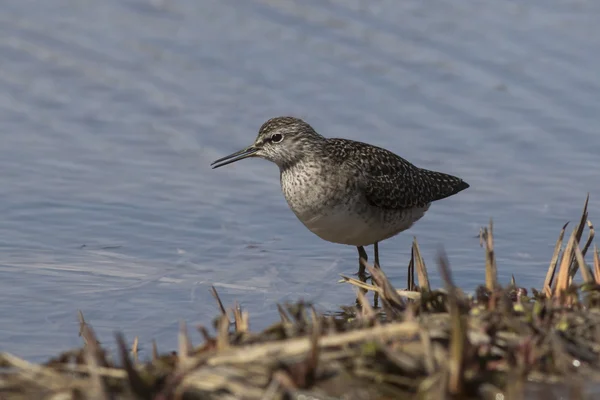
[357,246,368,283]
[373,242,380,308]
[356,246,369,308]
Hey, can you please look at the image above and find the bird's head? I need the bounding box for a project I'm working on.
[211,116,325,170]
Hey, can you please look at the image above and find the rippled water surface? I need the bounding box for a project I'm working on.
[0,0,599,361]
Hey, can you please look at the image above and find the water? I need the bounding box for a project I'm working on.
[0,0,599,361]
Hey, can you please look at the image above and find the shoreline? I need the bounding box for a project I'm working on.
[2,196,600,399]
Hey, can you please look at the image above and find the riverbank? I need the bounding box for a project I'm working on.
[2,197,599,399]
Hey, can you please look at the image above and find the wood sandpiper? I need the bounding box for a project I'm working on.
[211,116,469,285]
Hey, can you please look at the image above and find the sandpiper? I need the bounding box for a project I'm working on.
[211,116,469,282]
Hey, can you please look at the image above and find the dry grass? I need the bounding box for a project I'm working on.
[2,196,600,399]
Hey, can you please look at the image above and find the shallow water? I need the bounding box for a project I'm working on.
[0,0,599,361]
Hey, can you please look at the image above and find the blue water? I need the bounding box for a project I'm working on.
[0,0,599,361]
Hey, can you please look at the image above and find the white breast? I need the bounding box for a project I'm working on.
[280,165,430,246]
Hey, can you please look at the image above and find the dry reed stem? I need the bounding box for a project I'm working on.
[413,237,430,291]
[115,333,152,398]
[594,245,600,285]
[78,310,100,347]
[555,228,578,298]
[544,222,569,297]
[178,321,192,363]
[78,309,86,339]
[567,219,595,286]
[306,308,321,386]
[197,325,214,348]
[574,238,594,284]
[566,195,590,283]
[277,304,292,323]
[480,219,498,291]
[436,249,466,396]
[49,363,128,378]
[152,340,159,361]
[211,285,227,317]
[131,336,139,363]
[419,328,436,375]
[1,352,70,391]
[355,289,376,321]
[206,321,420,366]
[233,302,249,333]
[217,314,230,351]
[339,275,422,300]
[83,324,110,400]
[582,220,595,258]
[367,264,405,311]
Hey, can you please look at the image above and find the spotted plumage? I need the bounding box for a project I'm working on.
[211,116,469,281]
[324,139,469,210]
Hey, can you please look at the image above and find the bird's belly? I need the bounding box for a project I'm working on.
[299,204,430,247]
[280,165,430,246]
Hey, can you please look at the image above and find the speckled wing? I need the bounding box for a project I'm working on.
[330,140,469,210]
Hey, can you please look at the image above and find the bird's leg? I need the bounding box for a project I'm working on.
[373,242,380,308]
[356,245,369,308]
[357,246,369,283]
[374,242,381,269]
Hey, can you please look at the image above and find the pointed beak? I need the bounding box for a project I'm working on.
[210,146,259,169]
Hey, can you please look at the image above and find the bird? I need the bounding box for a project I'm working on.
[211,116,469,285]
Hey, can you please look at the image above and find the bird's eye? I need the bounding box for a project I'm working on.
[271,133,283,143]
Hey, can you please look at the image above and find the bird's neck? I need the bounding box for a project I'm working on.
[277,138,328,172]
[280,154,323,174]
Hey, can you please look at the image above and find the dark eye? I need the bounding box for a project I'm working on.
[271,133,283,143]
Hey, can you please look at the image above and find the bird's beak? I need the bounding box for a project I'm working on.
[210,146,259,169]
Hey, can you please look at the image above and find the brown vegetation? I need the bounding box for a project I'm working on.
[2,196,600,399]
